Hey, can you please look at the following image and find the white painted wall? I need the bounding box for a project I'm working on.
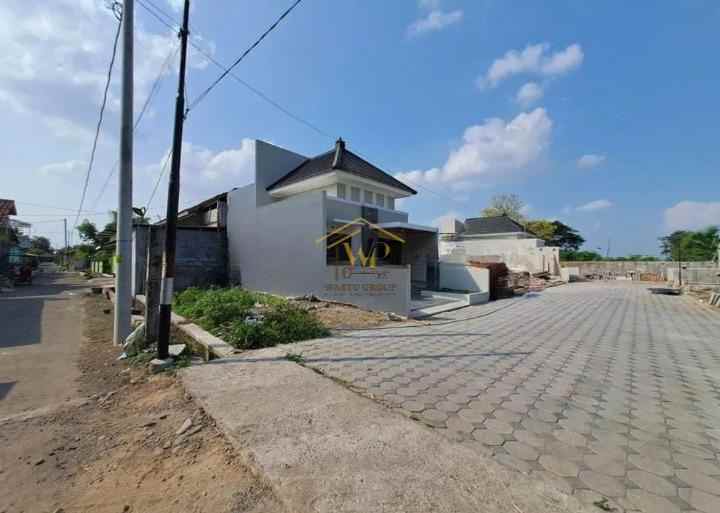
[323,265,411,315]
[439,262,490,293]
[254,140,307,207]
[227,188,327,294]
[224,140,416,315]
[440,237,560,274]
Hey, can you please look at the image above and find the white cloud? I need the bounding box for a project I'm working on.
[38,160,86,176]
[541,44,584,75]
[479,43,584,88]
[0,0,212,142]
[664,201,720,231]
[576,199,613,212]
[145,139,255,209]
[576,154,606,169]
[407,9,463,37]
[166,0,184,11]
[516,82,544,107]
[396,108,552,189]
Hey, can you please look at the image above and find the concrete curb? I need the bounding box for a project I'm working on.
[133,294,235,360]
[181,348,591,513]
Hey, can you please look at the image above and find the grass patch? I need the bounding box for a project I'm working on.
[285,352,306,364]
[174,287,329,350]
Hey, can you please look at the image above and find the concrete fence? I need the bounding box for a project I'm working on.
[561,261,717,282]
[132,225,228,296]
[666,267,720,286]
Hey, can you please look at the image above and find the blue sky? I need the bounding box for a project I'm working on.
[1,0,719,255]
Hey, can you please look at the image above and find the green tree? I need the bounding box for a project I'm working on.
[30,236,52,254]
[77,219,100,245]
[561,250,603,261]
[548,221,585,251]
[525,219,556,241]
[659,227,719,261]
[612,254,659,262]
[481,194,526,222]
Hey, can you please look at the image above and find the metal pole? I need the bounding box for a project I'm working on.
[114,0,134,345]
[678,247,683,288]
[158,0,190,360]
[63,218,68,269]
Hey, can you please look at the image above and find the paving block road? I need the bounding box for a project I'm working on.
[285,282,720,512]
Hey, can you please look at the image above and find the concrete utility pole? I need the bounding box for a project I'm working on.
[63,218,68,268]
[157,0,190,359]
[114,0,134,345]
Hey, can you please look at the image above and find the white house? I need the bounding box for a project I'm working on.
[225,139,439,316]
[438,215,560,275]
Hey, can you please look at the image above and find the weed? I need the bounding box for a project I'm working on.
[285,352,305,364]
[593,498,616,512]
[174,287,330,350]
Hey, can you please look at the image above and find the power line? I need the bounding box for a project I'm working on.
[90,41,181,210]
[73,9,122,236]
[145,149,173,212]
[15,201,106,213]
[185,0,304,113]
[136,0,452,204]
[136,0,177,29]
[137,0,332,139]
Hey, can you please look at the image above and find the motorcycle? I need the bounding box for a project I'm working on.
[13,263,33,286]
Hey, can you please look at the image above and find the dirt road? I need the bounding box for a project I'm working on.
[0,270,85,418]
[0,275,282,513]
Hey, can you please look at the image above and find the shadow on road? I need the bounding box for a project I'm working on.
[0,381,16,400]
[0,272,82,349]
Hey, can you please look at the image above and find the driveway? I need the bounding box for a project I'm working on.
[286,282,720,512]
[0,270,87,418]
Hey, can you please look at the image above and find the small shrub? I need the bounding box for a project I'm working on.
[173,287,328,350]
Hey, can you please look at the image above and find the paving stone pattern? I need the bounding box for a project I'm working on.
[287,283,720,512]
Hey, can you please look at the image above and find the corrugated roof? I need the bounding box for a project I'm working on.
[463,215,527,235]
[266,139,416,195]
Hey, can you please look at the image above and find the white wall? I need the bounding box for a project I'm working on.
[225,140,416,316]
[439,263,490,293]
[323,265,411,315]
[254,140,307,207]
[440,237,560,274]
[228,187,327,294]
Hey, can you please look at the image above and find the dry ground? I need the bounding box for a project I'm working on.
[291,297,411,329]
[0,294,284,513]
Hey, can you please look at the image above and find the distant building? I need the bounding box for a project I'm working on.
[0,199,19,273]
[438,214,560,275]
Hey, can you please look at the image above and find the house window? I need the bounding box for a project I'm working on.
[364,190,373,204]
[337,183,346,199]
[375,193,385,208]
[351,187,360,202]
[386,197,395,210]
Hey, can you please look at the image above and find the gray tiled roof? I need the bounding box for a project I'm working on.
[463,215,527,235]
[266,139,416,195]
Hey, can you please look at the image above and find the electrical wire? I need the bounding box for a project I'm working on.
[14,202,106,213]
[136,0,454,204]
[145,149,174,212]
[73,7,122,237]
[185,0,304,114]
[137,0,331,139]
[90,42,181,210]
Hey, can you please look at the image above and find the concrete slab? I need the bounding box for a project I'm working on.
[182,348,590,513]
